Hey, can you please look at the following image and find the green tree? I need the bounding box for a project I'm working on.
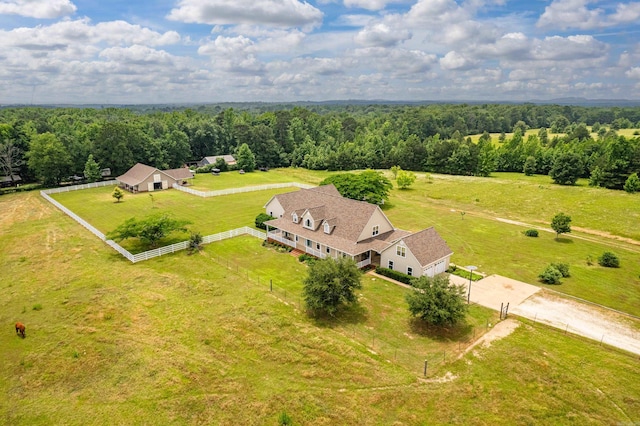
[390,165,401,179]
[320,170,392,204]
[213,157,228,172]
[396,169,416,189]
[303,257,362,317]
[551,212,572,239]
[523,156,537,176]
[623,173,640,193]
[107,214,190,248]
[406,275,467,326]
[27,132,72,186]
[236,143,256,172]
[112,187,124,203]
[549,152,583,185]
[589,165,604,187]
[187,232,203,254]
[84,154,102,183]
[255,212,275,230]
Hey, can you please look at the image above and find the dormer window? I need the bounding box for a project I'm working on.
[324,222,330,234]
[305,218,312,228]
[372,225,379,236]
[292,213,298,223]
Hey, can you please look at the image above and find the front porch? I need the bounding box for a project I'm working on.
[267,228,373,269]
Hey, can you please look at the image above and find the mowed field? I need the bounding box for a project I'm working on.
[50,169,640,316]
[467,127,640,144]
[2,188,640,424]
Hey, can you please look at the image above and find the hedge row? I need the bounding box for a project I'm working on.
[375,267,414,285]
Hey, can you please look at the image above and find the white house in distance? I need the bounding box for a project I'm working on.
[264,185,452,276]
[116,163,194,193]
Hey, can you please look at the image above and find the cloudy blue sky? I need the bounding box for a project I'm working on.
[1,0,639,104]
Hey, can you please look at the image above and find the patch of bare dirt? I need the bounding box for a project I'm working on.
[572,226,640,247]
[459,319,520,359]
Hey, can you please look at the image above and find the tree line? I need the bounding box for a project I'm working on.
[0,104,638,189]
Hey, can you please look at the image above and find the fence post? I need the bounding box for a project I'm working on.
[270,279,272,292]
[424,360,427,377]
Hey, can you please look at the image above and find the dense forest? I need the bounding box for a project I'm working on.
[1,103,639,190]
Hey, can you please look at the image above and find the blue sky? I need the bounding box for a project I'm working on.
[0,0,639,104]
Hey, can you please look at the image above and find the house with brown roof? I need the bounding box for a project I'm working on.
[116,163,194,193]
[264,185,452,275]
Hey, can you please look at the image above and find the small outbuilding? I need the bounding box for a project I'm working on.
[116,163,193,193]
[198,155,236,167]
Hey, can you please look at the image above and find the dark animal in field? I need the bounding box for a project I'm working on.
[15,322,25,338]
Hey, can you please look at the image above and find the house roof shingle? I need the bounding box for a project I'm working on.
[116,163,193,187]
[265,184,406,255]
[400,227,453,267]
[116,163,158,187]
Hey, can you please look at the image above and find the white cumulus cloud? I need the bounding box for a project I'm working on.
[0,0,76,19]
[167,0,323,29]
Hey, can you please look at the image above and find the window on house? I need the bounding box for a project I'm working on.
[326,247,330,254]
[316,243,320,250]
[388,260,394,270]
[295,235,299,242]
[306,239,312,247]
[324,222,330,234]
[397,246,406,257]
[372,225,379,236]
[407,267,413,276]
[292,213,298,223]
[305,218,311,228]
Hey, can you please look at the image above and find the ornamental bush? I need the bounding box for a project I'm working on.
[598,251,620,268]
[524,229,539,237]
[550,262,570,277]
[539,265,563,284]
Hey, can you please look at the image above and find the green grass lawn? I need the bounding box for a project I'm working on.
[188,168,315,191]
[382,173,640,315]
[2,192,640,424]
[394,172,640,241]
[50,168,640,315]
[51,185,299,253]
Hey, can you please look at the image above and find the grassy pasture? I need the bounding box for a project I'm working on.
[188,168,314,190]
[2,192,640,424]
[467,127,640,143]
[50,168,640,315]
[383,172,640,315]
[50,186,299,253]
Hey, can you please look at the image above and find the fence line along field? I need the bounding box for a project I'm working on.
[2,190,640,425]
[47,168,640,316]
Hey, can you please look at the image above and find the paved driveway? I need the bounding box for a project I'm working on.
[449,274,540,311]
[451,274,640,355]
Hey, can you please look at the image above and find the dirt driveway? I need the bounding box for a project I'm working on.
[450,274,640,356]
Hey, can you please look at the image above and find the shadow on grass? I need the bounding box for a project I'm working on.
[554,237,574,244]
[408,318,473,342]
[308,302,369,328]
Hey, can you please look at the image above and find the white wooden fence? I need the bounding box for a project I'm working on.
[42,180,117,194]
[172,182,313,197]
[119,227,266,263]
[40,191,107,241]
[40,187,267,263]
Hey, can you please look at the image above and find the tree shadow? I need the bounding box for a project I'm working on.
[554,237,574,244]
[308,303,369,328]
[408,318,473,342]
